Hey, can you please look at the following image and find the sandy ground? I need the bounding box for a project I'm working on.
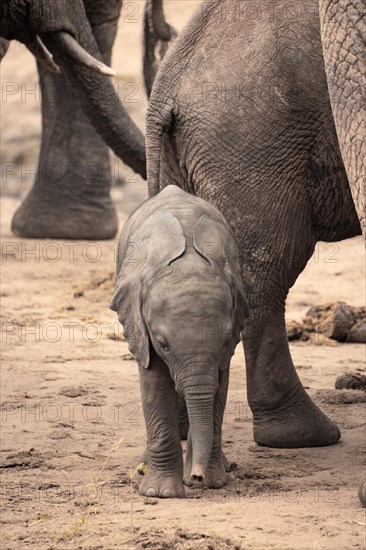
[1,2,366,549]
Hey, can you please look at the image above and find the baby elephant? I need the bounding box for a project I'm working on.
[110,186,248,498]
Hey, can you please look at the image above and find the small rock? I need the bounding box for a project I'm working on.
[348,320,366,343]
[59,387,88,398]
[143,497,158,505]
[335,373,366,392]
[38,482,60,490]
[305,302,354,341]
[314,388,366,405]
[286,321,303,341]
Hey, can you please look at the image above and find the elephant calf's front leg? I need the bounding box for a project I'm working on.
[138,354,185,498]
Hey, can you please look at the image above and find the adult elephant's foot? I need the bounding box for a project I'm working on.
[244,308,341,449]
[11,190,118,240]
[139,469,185,498]
[252,389,341,448]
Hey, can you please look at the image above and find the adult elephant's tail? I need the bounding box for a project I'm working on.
[146,92,179,197]
[143,0,177,97]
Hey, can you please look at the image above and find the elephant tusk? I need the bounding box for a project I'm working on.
[25,36,60,73]
[52,31,116,76]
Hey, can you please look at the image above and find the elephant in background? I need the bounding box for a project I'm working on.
[111,185,248,497]
[145,0,365,482]
[0,0,175,239]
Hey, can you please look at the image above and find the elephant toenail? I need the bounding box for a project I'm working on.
[161,488,175,497]
[146,487,158,497]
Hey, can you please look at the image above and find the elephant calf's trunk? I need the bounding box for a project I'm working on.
[185,392,215,484]
[190,463,206,484]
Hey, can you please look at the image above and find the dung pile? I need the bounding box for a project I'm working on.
[286,302,366,343]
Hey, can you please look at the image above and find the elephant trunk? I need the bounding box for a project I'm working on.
[185,389,215,484]
[64,58,146,179]
[41,28,146,179]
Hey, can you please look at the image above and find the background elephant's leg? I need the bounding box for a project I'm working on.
[184,367,229,488]
[11,0,122,240]
[242,212,341,448]
[138,350,185,498]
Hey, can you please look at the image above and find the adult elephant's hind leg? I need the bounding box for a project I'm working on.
[242,210,341,448]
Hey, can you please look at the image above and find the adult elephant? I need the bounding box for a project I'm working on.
[146,0,365,462]
[0,0,174,239]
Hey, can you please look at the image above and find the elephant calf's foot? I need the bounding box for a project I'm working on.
[11,191,118,240]
[139,469,185,498]
[252,391,341,448]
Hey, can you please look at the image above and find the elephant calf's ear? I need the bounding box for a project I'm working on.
[110,270,150,369]
[109,293,120,313]
[193,214,249,327]
[110,210,185,369]
[123,318,150,369]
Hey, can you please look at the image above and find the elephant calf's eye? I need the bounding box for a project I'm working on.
[156,335,170,352]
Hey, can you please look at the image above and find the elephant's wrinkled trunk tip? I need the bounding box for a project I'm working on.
[190,463,206,485]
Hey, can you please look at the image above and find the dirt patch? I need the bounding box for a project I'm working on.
[1,449,46,470]
[335,373,366,392]
[132,528,242,549]
[1,199,365,550]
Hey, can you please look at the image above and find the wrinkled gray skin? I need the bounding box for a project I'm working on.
[146,0,365,504]
[0,0,174,239]
[111,186,248,497]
